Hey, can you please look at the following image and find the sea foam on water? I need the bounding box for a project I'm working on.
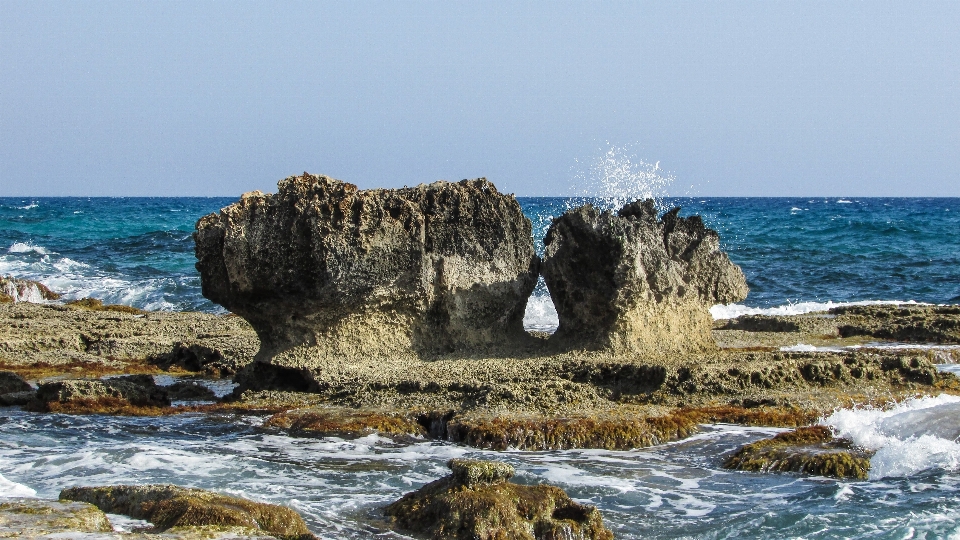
[823,394,960,479]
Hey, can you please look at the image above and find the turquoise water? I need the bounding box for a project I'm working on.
[2,197,958,312]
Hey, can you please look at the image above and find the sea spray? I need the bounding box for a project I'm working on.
[571,144,676,212]
[823,394,960,479]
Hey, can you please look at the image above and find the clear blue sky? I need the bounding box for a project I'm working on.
[2,1,958,197]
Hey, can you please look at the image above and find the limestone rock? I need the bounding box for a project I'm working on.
[60,484,315,539]
[832,304,960,343]
[541,199,748,353]
[32,374,171,412]
[194,173,539,363]
[385,459,613,540]
[0,498,112,536]
[165,380,218,401]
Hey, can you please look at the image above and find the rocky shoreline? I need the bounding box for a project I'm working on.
[3,174,960,538]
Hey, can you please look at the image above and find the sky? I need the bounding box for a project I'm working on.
[1,1,959,197]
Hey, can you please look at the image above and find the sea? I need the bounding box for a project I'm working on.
[2,195,960,539]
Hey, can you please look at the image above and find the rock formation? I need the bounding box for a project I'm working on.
[385,459,613,540]
[724,425,873,479]
[541,199,748,354]
[30,374,171,413]
[60,484,315,539]
[195,173,539,364]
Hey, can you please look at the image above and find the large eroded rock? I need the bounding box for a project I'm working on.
[195,174,539,364]
[542,199,748,353]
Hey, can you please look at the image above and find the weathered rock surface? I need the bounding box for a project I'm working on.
[60,484,315,539]
[385,459,613,540]
[194,174,539,363]
[0,301,257,378]
[832,304,960,343]
[0,275,60,303]
[542,199,748,354]
[30,374,171,412]
[724,425,874,479]
[0,498,112,536]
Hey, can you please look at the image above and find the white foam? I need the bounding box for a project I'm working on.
[572,143,675,212]
[823,394,960,479]
[15,203,38,210]
[7,242,48,255]
[710,300,926,320]
[1,280,50,304]
[0,470,37,498]
[523,295,559,332]
[837,199,853,204]
[780,343,844,353]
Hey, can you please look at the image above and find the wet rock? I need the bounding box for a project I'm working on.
[0,370,33,394]
[30,374,171,413]
[0,390,36,406]
[66,297,145,314]
[0,498,112,536]
[721,315,801,332]
[195,174,539,364]
[724,425,873,479]
[0,275,61,303]
[263,406,427,437]
[151,342,248,377]
[60,484,315,539]
[541,199,748,353]
[385,459,613,540]
[833,304,960,343]
[165,380,218,401]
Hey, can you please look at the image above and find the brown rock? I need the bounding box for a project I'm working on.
[60,484,315,539]
[385,459,613,540]
[194,173,539,368]
[724,425,873,479]
[541,200,748,354]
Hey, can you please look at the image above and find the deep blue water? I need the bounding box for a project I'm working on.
[1,196,958,312]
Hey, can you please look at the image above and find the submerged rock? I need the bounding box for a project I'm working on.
[541,200,748,353]
[385,459,613,540]
[724,425,873,479]
[0,276,60,303]
[165,380,218,401]
[195,173,539,364]
[60,484,315,539]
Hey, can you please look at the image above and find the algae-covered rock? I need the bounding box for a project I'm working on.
[31,374,171,413]
[194,174,539,365]
[724,425,873,479]
[60,484,315,539]
[165,380,218,401]
[0,498,112,536]
[66,297,145,314]
[386,459,613,540]
[542,199,747,354]
[0,276,61,303]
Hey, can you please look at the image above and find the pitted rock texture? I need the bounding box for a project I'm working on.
[385,459,613,540]
[542,199,748,353]
[195,174,539,363]
[61,484,314,539]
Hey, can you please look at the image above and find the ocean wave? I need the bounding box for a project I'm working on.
[823,394,960,479]
[0,470,37,498]
[15,203,38,210]
[710,300,926,320]
[7,242,48,255]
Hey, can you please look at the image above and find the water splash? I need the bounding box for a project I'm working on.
[572,144,675,212]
